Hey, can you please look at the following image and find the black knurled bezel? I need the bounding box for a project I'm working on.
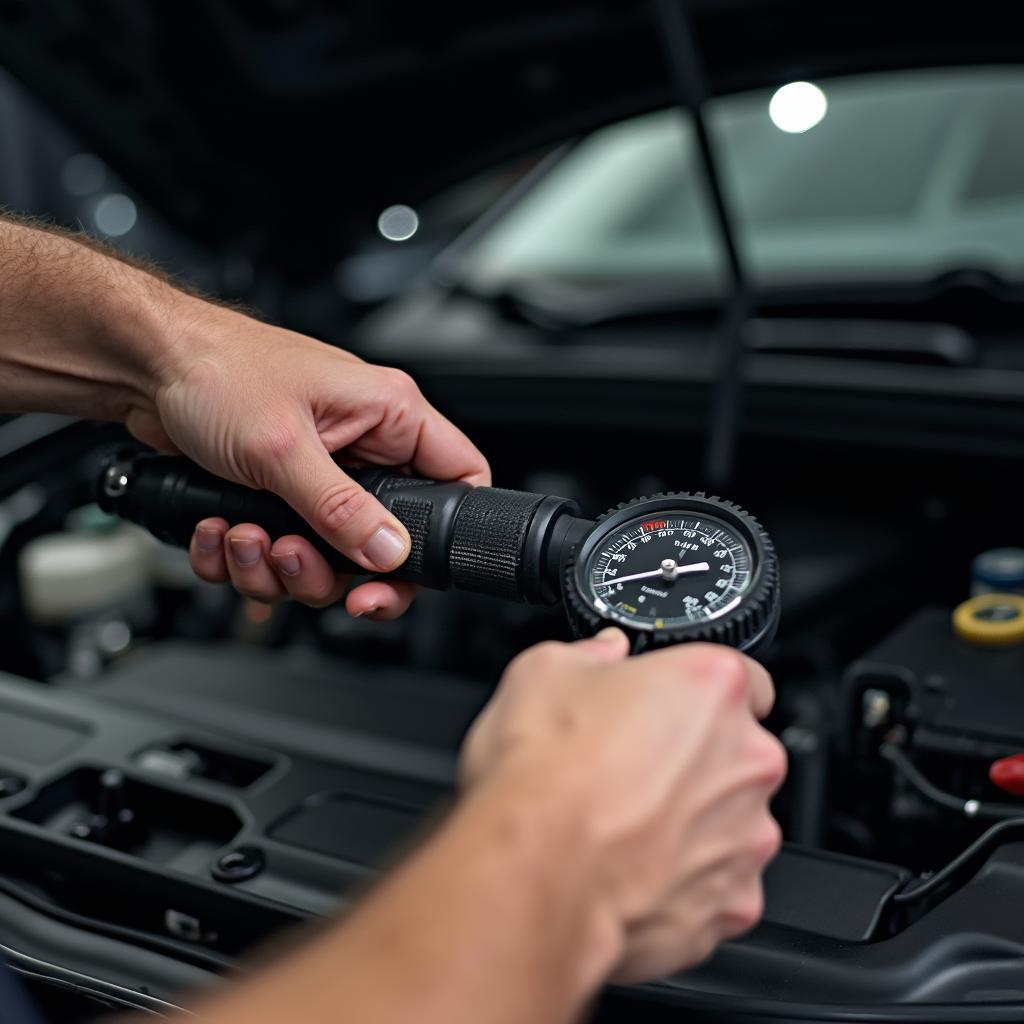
[563,492,779,655]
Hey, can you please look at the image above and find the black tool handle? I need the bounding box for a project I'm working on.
[97,452,582,604]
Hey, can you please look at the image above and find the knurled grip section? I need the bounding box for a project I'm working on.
[389,497,432,576]
[449,487,545,600]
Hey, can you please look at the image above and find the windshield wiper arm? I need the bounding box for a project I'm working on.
[655,0,751,490]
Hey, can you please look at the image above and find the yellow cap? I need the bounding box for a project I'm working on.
[953,593,1024,648]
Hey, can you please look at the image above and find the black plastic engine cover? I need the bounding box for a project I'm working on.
[0,648,1019,1019]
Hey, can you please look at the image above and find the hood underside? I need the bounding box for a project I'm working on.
[0,0,1021,273]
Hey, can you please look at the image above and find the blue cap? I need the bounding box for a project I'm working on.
[972,548,1024,593]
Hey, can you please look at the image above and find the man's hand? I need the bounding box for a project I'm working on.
[0,215,489,619]
[145,304,489,619]
[461,630,786,983]
[193,635,785,1024]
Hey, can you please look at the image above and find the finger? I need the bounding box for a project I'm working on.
[346,380,490,487]
[267,435,412,574]
[567,627,631,665]
[224,524,285,603]
[189,518,229,582]
[715,877,767,944]
[613,864,768,985]
[411,406,492,487]
[740,656,775,720]
[268,536,350,607]
[752,732,788,799]
[345,580,418,620]
[650,644,775,720]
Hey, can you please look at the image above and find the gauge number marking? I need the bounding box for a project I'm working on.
[586,514,752,629]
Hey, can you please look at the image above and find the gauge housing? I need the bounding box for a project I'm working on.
[563,492,780,655]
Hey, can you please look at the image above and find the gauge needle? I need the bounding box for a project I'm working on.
[601,560,711,587]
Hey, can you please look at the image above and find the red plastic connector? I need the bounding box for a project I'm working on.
[989,753,1024,796]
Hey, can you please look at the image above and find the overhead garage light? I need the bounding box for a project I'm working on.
[377,204,419,242]
[768,81,828,133]
[93,193,138,237]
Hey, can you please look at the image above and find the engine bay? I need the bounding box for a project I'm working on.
[2,409,1024,1020]
[2,1,1024,1019]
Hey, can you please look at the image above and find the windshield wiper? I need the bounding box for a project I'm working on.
[656,0,751,490]
[747,318,978,368]
[440,281,979,368]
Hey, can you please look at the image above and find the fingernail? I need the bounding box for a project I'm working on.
[352,606,378,620]
[196,526,222,553]
[229,538,261,567]
[271,551,301,577]
[362,526,407,571]
[595,627,624,643]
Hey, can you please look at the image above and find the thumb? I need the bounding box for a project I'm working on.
[569,626,631,664]
[268,441,411,573]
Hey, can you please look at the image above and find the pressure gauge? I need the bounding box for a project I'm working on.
[564,493,780,655]
[98,452,780,657]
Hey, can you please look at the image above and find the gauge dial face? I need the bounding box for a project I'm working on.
[581,512,754,630]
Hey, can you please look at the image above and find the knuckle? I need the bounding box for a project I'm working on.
[689,646,747,703]
[752,816,783,864]
[501,642,570,696]
[382,367,420,398]
[687,642,745,675]
[501,651,531,684]
[517,640,566,674]
[730,889,765,934]
[243,425,300,464]
[749,732,788,787]
[378,366,421,405]
[305,578,344,608]
[313,482,369,535]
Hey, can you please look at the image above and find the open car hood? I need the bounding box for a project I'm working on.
[0,0,1019,276]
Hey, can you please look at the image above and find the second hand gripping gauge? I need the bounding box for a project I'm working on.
[97,452,780,657]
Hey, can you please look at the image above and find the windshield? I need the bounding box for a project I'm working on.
[454,67,1024,303]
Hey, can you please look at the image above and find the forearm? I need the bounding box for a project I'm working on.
[195,772,620,1024]
[0,213,189,421]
